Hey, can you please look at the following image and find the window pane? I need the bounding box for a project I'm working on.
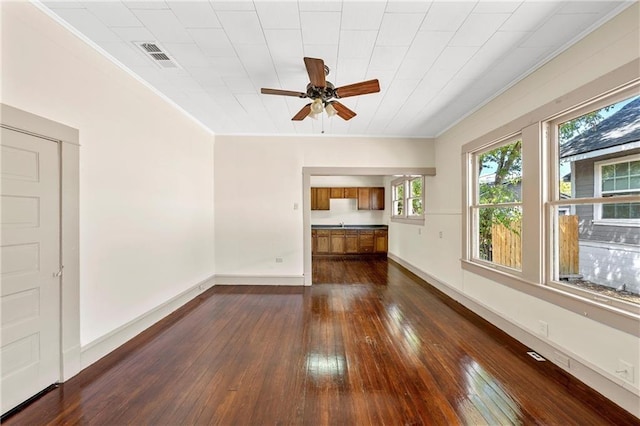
[395,184,404,200]
[409,198,423,215]
[477,140,522,205]
[630,176,640,189]
[630,160,640,175]
[552,205,639,305]
[475,206,522,270]
[558,95,639,200]
[410,178,422,197]
[615,162,629,176]
[394,200,403,216]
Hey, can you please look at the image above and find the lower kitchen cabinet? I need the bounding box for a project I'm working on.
[345,230,359,254]
[312,228,387,255]
[316,230,330,254]
[330,230,346,254]
[374,230,388,253]
[358,230,374,254]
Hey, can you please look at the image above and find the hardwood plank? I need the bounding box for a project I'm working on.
[3,260,638,425]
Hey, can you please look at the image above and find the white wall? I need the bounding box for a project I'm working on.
[214,136,433,277]
[389,4,640,414]
[311,176,387,226]
[1,3,215,347]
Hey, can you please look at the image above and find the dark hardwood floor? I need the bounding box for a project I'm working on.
[4,258,637,425]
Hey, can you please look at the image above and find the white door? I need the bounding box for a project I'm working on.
[1,127,60,414]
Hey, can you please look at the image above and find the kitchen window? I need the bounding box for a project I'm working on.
[391,176,424,224]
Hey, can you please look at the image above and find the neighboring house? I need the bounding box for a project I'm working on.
[559,97,640,294]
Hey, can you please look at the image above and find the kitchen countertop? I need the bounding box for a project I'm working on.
[312,224,388,230]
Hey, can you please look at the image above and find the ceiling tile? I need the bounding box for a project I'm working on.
[188,28,235,57]
[377,12,425,46]
[42,2,85,9]
[217,11,266,44]
[168,1,221,28]
[341,2,386,30]
[189,68,226,87]
[223,76,256,94]
[207,56,247,77]
[369,46,408,71]
[449,13,510,47]
[558,1,623,15]
[300,12,341,45]
[163,43,211,67]
[420,2,475,32]
[385,1,433,14]
[334,58,370,85]
[338,30,377,59]
[298,1,342,12]
[264,29,304,62]
[521,13,598,48]
[255,2,300,29]
[52,8,121,42]
[112,26,156,42]
[131,9,193,43]
[472,1,522,14]
[210,1,255,11]
[500,1,561,32]
[100,41,154,69]
[85,2,141,27]
[125,1,169,10]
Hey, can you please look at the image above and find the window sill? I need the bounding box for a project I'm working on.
[460,259,639,335]
[391,217,425,225]
[592,219,640,227]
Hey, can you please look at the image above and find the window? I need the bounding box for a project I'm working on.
[551,92,640,309]
[594,155,640,222]
[470,136,523,271]
[391,176,424,224]
[461,70,639,332]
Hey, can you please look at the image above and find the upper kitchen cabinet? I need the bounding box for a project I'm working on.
[358,187,384,210]
[330,187,344,198]
[311,187,330,210]
[344,187,358,198]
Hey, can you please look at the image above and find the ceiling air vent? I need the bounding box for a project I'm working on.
[135,42,179,69]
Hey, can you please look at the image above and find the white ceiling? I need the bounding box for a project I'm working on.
[40,1,631,137]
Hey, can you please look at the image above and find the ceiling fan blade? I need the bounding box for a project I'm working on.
[335,79,380,98]
[304,57,326,87]
[331,101,357,121]
[292,104,312,121]
[261,88,307,98]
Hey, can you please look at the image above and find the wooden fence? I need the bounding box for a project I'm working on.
[491,215,579,274]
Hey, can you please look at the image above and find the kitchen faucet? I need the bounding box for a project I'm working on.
[340,221,345,228]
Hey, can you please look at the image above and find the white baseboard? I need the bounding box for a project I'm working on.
[387,253,640,418]
[214,274,304,286]
[61,344,81,381]
[80,275,215,370]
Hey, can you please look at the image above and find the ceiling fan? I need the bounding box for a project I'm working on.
[261,57,380,121]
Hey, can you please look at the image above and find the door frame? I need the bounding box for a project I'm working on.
[1,104,81,381]
[303,166,436,286]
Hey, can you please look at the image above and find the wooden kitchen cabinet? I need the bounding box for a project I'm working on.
[357,187,385,210]
[345,230,359,254]
[344,187,358,198]
[316,230,330,254]
[311,187,330,210]
[330,187,344,198]
[371,187,385,210]
[358,230,374,253]
[330,230,346,254]
[374,229,388,253]
[357,188,371,210]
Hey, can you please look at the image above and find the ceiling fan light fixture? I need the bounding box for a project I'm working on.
[310,98,323,114]
[325,102,337,117]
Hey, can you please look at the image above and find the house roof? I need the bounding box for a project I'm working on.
[560,97,640,158]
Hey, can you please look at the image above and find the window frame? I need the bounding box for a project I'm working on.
[547,86,640,315]
[391,175,425,225]
[460,61,640,334]
[593,153,640,226]
[468,134,524,275]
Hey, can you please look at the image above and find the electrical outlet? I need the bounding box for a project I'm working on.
[617,360,634,383]
[275,257,283,263]
[293,203,298,210]
[538,320,548,337]
[438,231,443,239]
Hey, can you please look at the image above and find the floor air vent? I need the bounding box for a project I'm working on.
[135,42,179,69]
